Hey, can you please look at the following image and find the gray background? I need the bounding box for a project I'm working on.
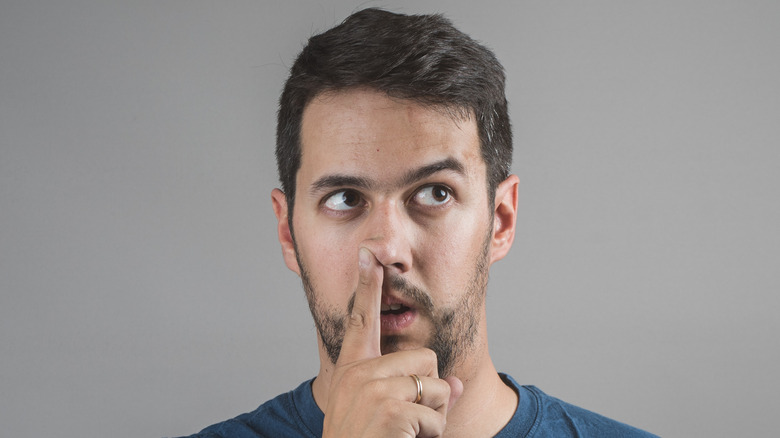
[1,1,778,437]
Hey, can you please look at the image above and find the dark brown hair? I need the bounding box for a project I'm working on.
[276,8,512,214]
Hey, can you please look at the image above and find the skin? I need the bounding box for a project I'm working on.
[271,88,520,437]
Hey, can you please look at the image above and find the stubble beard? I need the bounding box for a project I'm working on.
[295,229,491,378]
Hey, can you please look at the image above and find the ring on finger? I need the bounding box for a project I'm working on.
[410,374,423,404]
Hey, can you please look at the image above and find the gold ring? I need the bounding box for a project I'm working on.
[410,374,423,404]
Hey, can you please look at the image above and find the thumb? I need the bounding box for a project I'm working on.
[444,376,464,411]
[336,247,383,365]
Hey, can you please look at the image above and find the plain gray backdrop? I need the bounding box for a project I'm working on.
[1,1,778,437]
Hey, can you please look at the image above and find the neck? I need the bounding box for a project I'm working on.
[311,321,518,438]
[440,345,517,438]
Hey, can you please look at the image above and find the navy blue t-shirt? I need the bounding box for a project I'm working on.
[180,374,657,437]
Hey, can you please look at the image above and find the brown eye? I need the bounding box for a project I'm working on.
[324,190,362,211]
[432,186,448,202]
[414,185,451,206]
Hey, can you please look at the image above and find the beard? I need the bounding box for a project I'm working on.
[295,228,491,378]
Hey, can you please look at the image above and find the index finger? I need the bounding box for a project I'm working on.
[336,247,383,365]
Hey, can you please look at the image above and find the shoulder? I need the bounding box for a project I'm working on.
[173,379,322,438]
[524,385,658,438]
[498,374,658,438]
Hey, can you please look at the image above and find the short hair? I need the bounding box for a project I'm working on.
[276,8,512,214]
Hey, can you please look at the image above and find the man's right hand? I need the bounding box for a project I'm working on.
[321,247,463,438]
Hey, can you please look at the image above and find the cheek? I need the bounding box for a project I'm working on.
[430,211,487,255]
[297,226,359,305]
[418,215,487,292]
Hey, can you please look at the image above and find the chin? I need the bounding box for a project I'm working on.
[380,334,425,355]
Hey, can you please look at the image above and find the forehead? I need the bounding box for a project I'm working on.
[298,88,483,186]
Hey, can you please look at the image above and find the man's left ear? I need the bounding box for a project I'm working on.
[489,174,520,264]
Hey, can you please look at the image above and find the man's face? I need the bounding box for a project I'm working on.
[280,89,499,377]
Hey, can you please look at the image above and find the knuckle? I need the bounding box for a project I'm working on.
[436,381,451,411]
[346,312,367,330]
[359,271,373,286]
[378,398,405,423]
[420,347,438,365]
[438,379,451,398]
[365,378,387,396]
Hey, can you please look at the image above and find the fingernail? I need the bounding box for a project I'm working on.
[359,247,371,269]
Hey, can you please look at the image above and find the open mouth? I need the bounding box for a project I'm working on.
[381,303,411,315]
[379,296,417,331]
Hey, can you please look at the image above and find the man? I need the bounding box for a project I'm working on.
[182,8,657,438]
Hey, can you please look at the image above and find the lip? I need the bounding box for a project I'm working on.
[379,293,417,332]
[381,292,414,308]
[380,308,417,332]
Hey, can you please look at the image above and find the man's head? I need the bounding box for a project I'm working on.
[271,9,518,377]
[276,8,512,215]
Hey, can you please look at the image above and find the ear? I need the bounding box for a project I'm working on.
[271,188,301,275]
[489,174,520,264]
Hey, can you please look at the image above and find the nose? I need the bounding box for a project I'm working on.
[360,200,413,273]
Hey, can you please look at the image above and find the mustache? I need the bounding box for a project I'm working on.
[347,273,434,316]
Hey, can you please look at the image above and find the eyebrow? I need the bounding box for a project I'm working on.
[309,157,466,195]
[400,157,465,187]
[310,174,375,194]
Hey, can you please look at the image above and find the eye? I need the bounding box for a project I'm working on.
[323,190,363,211]
[413,185,451,206]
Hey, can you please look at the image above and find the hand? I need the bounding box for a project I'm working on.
[321,247,463,438]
